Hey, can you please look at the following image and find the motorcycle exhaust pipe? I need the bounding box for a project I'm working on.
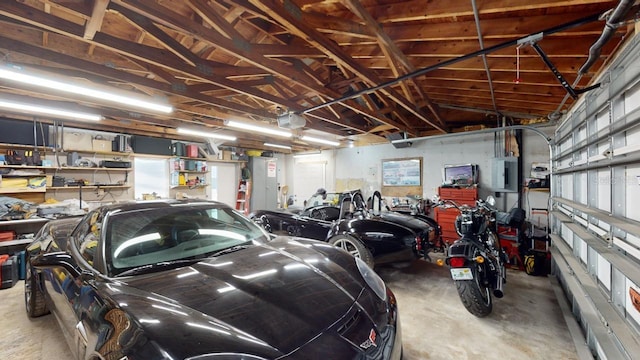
[493,263,505,298]
[493,283,504,298]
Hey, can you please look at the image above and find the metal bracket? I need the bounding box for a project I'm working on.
[530,42,600,99]
[517,32,544,46]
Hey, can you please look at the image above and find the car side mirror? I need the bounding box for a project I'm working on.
[31,252,82,278]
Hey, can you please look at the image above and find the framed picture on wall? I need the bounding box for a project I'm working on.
[381,158,422,186]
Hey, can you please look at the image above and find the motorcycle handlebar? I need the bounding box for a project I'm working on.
[436,198,495,214]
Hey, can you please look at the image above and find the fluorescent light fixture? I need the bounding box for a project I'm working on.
[264,142,291,150]
[227,120,292,138]
[0,98,102,121]
[293,151,321,158]
[177,127,236,141]
[0,63,173,113]
[301,135,340,147]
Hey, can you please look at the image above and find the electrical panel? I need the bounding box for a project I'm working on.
[491,157,518,192]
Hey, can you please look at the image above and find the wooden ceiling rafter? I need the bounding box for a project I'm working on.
[248,0,446,134]
[111,0,409,133]
[186,0,244,40]
[84,0,110,40]
[372,0,611,24]
[340,0,448,131]
[0,35,279,119]
[0,0,631,151]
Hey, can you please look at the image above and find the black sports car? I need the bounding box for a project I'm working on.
[251,190,423,268]
[25,200,402,360]
[367,191,444,255]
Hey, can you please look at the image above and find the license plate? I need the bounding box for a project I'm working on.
[450,268,473,280]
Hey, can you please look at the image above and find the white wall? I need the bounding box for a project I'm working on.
[283,128,553,213]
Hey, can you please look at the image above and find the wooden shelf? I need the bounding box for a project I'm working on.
[173,156,208,161]
[0,165,130,172]
[48,185,131,190]
[173,170,208,174]
[171,185,208,189]
[0,165,44,171]
[61,149,131,157]
[0,187,46,194]
[54,166,131,172]
[0,143,52,151]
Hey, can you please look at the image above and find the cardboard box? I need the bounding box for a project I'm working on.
[93,139,112,152]
[58,131,93,151]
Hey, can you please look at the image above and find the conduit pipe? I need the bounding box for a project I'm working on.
[553,0,635,118]
[470,0,499,116]
[579,0,635,75]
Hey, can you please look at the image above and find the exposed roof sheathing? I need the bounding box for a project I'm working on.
[0,0,637,151]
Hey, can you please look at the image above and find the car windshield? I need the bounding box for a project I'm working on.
[304,192,340,209]
[105,204,270,277]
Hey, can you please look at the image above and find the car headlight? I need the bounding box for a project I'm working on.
[355,257,387,301]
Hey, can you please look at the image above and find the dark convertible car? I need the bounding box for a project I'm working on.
[251,191,425,268]
[25,200,402,360]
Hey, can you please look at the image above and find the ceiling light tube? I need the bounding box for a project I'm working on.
[177,127,236,141]
[226,120,292,138]
[0,99,102,121]
[0,64,173,114]
[293,151,321,158]
[301,135,340,147]
[264,143,291,150]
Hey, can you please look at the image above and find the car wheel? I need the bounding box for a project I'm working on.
[329,235,374,268]
[24,261,49,318]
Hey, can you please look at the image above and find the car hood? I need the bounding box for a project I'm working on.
[108,237,368,358]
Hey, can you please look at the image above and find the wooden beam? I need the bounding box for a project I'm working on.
[84,0,110,40]
[341,0,447,130]
[109,0,408,132]
[186,0,244,40]
[249,0,446,133]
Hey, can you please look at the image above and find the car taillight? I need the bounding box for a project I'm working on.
[449,257,466,268]
[415,236,422,252]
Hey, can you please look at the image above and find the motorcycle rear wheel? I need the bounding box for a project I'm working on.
[455,277,493,317]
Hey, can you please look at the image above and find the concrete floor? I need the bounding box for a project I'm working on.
[0,253,578,360]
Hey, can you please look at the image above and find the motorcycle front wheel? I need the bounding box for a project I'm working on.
[454,271,493,317]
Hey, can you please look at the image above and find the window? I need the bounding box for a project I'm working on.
[134,157,169,199]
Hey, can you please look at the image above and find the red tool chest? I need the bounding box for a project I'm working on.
[434,187,478,244]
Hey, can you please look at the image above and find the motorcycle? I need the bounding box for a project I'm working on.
[435,196,507,317]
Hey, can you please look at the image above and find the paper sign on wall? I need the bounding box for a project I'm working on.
[267,161,276,177]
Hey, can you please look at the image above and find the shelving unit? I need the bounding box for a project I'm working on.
[0,146,133,201]
[0,218,49,254]
[169,157,208,188]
